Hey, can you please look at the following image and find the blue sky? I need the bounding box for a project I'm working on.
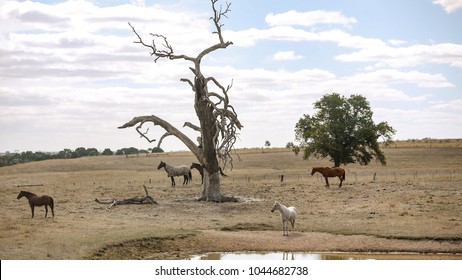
[1,0,461,152]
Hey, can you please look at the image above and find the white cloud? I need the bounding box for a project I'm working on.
[265,10,357,27]
[347,69,454,88]
[336,43,462,68]
[0,1,461,151]
[131,0,146,7]
[0,0,211,47]
[433,0,462,13]
[388,39,406,46]
[375,107,462,140]
[225,26,385,49]
[431,99,462,110]
[272,51,303,61]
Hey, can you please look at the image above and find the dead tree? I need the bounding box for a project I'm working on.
[95,185,158,210]
[119,0,241,202]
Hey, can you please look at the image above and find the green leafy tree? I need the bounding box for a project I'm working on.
[295,93,396,166]
[86,148,99,156]
[57,149,73,159]
[115,147,140,155]
[102,148,114,156]
[74,147,88,158]
[151,147,164,153]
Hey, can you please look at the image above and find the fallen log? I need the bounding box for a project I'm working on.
[95,185,158,209]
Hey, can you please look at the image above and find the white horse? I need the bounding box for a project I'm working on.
[271,201,297,236]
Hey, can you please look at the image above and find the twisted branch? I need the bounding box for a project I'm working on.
[128,22,195,63]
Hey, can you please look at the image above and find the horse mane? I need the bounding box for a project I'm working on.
[20,191,35,196]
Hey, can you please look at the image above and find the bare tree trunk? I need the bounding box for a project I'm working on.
[194,74,221,200]
[201,171,221,201]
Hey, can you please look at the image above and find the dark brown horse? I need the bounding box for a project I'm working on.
[17,191,54,218]
[190,162,228,184]
[311,167,345,188]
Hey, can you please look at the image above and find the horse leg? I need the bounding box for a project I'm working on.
[324,176,330,187]
[45,205,48,218]
[338,176,343,187]
[30,205,34,218]
[290,220,295,234]
[171,177,175,186]
[183,175,187,185]
[51,204,54,218]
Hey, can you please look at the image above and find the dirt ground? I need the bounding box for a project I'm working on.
[1,146,461,259]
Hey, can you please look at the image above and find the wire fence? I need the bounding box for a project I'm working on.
[223,168,462,185]
[55,168,461,188]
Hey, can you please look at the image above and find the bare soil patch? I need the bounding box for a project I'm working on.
[1,147,461,259]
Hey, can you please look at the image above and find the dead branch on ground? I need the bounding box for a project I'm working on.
[95,185,158,210]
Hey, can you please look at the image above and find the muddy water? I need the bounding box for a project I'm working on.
[192,252,462,260]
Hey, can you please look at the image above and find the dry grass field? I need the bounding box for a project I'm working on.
[1,140,462,259]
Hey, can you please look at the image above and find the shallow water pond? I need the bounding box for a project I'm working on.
[191,252,462,260]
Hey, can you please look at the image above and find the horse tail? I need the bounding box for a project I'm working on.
[219,167,228,177]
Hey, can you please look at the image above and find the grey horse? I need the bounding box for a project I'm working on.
[157,161,192,186]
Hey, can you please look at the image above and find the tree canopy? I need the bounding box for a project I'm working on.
[294,93,396,166]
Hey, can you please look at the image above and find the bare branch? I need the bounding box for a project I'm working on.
[136,122,156,143]
[183,122,201,131]
[195,1,233,62]
[119,115,201,159]
[180,78,194,90]
[210,0,231,43]
[95,186,157,210]
[157,132,172,149]
[128,22,195,63]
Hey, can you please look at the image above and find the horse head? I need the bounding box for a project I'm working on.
[157,161,166,169]
[17,191,25,199]
[271,201,280,212]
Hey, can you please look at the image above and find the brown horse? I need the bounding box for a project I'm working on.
[190,162,228,184]
[17,191,54,218]
[311,167,345,188]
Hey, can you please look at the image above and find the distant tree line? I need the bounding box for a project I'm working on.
[0,146,164,167]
